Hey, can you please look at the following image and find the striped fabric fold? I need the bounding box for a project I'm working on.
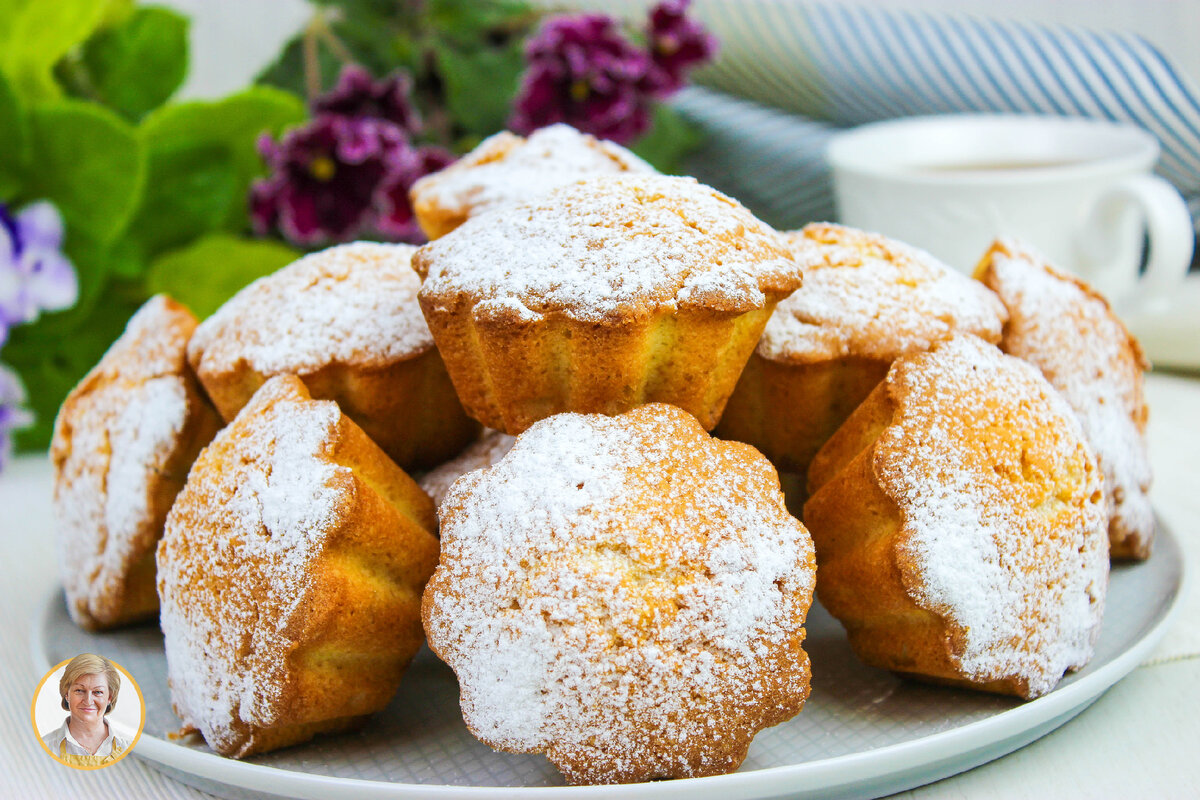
[584,0,1200,237]
[672,87,841,231]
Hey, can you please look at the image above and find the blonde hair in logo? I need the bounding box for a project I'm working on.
[58,654,121,714]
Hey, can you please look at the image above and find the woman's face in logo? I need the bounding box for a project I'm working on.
[68,674,110,722]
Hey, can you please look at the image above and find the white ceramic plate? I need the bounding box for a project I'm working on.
[32,520,1184,800]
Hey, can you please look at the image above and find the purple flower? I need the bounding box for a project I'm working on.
[313,65,422,134]
[376,144,455,242]
[645,0,718,93]
[0,200,78,346]
[509,14,657,144]
[0,363,33,473]
[251,115,406,245]
[252,114,455,247]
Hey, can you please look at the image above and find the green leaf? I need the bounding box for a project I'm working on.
[147,233,298,319]
[432,38,525,136]
[138,87,306,230]
[103,235,149,280]
[426,0,537,47]
[77,6,190,121]
[0,0,113,100]
[22,99,144,245]
[126,142,239,261]
[255,33,347,101]
[256,2,408,100]
[0,69,28,196]
[6,279,145,451]
[334,6,415,77]
[632,103,705,175]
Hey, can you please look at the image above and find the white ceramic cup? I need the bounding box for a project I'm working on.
[826,114,1195,312]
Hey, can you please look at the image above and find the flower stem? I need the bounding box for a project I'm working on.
[316,25,355,65]
[302,8,358,104]
[303,18,322,103]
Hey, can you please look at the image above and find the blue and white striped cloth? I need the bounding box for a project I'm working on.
[636,1,1200,240]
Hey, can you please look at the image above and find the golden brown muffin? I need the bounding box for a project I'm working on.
[804,335,1108,699]
[423,403,816,785]
[418,428,515,510]
[51,295,222,631]
[156,375,439,757]
[414,174,807,434]
[187,241,479,470]
[716,223,1007,475]
[975,239,1153,560]
[409,124,656,239]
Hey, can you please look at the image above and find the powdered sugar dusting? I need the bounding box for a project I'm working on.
[189,242,433,375]
[424,404,815,782]
[157,376,346,754]
[103,379,189,540]
[979,240,1153,555]
[51,295,209,628]
[418,429,515,509]
[410,124,655,221]
[415,174,801,323]
[877,335,1108,697]
[98,295,197,380]
[758,224,1006,362]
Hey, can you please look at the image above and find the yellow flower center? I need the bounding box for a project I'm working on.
[309,156,337,182]
[569,80,590,102]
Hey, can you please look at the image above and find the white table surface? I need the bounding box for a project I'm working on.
[1,371,1197,799]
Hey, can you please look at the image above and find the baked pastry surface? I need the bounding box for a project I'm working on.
[187,241,479,469]
[51,294,221,630]
[157,375,439,757]
[418,428,515,510]
[409,123,655,239]
[717,223,1007,474]
[423,403,816,784]
[975,239,1154,559]
[804,335,1108,699]
[414,174,807,434]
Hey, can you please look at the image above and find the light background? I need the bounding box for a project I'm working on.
[33,658,144,743]
[155,0,1200,103]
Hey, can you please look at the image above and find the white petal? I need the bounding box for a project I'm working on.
[16,201,65,249]
[23,248,78,313]
[0,363,27,406]
[0,222,15,265]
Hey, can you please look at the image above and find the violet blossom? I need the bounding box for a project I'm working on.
[0,363,32,473]
[509,14,657,144]
[313,65,422,133]
[509,4,716,145]
[376,144,455,242]
[0,200,78,348]
[645,0,718,93]
[252,66,457,247]
[251,115,401,245]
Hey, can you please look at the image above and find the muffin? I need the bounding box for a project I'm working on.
[975,239,1154,559]
[423,403,816,784]
[409,124,656,239]
[51,295,221,630]
[804,335,1108,699]
[418,428,515,510]
[413,174,808,434]
[716,223,1007,475]
[157,375,439,757]
[187,241,479,470]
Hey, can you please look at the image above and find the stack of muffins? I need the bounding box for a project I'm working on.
[50,123,1153,784]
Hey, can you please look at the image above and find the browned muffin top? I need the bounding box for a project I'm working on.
[414,174,806,324]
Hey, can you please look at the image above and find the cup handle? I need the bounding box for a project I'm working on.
[1074,174,1195,308]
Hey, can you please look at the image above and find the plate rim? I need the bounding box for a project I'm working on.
[31,519,1186,800]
